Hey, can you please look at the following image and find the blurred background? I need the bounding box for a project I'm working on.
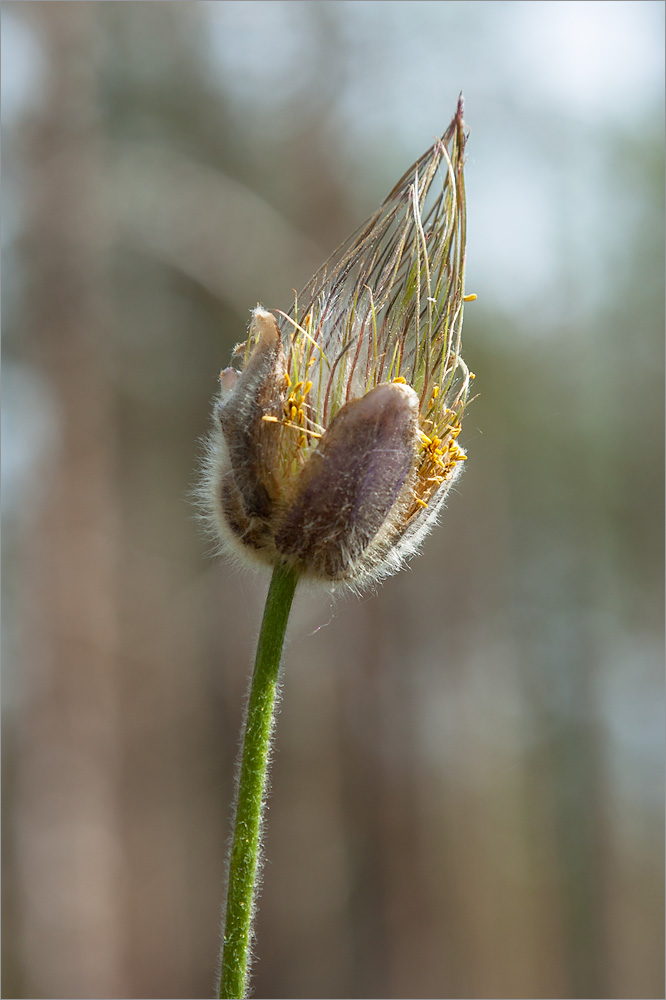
[2,2,663,998]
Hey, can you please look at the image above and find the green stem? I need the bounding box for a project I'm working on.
[219,560,299,999]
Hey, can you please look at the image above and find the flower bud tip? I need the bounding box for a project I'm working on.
[251,307,280,348]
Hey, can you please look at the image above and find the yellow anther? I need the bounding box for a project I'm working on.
[431,385,439,399]
[284,372,292,387]
[303,381,313,395]
[469,372,476,380]
[262,415,279,423]
[293,381,303,392]
[463,293,477,302]
[415,497,428,508]
[393,376,407,384]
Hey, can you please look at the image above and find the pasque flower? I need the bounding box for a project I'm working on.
[209,100,475,1000]
[204,98,473,590]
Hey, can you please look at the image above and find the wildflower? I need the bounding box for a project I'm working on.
[204,98,473,590]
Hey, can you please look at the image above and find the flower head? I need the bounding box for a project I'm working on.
[203,98,474,590]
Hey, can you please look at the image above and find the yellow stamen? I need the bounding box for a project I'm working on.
[262,414,322,439]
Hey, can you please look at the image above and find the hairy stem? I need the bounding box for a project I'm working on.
[219,560,299,999]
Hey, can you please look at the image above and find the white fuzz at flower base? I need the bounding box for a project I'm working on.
[202,99,474,591]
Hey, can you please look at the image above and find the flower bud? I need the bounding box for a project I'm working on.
[202,99,473,590]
